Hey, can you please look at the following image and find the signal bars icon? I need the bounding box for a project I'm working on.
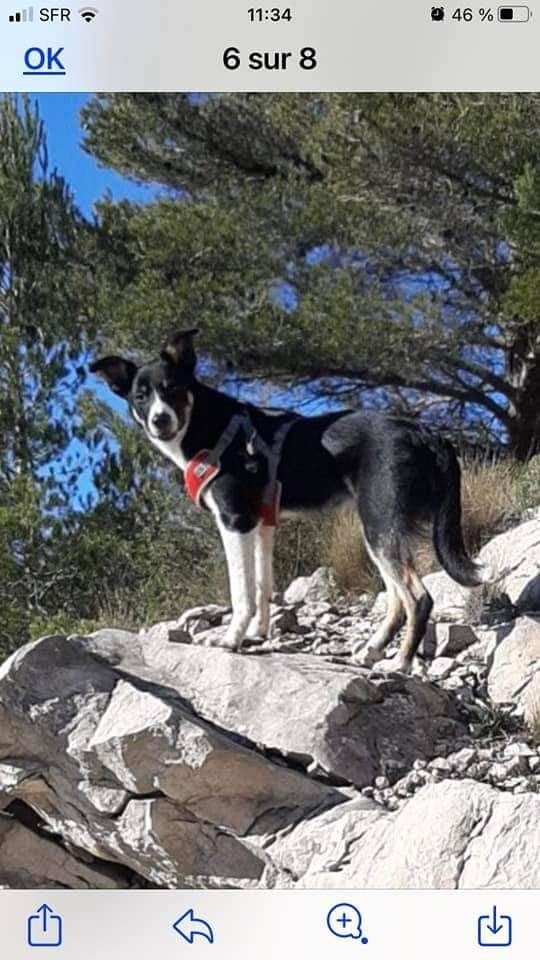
[9,5,33,21]
[79,6,98,21]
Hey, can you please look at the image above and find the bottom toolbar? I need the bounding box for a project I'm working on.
[0,889,537,958]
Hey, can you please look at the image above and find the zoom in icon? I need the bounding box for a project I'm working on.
[327,903,369,943]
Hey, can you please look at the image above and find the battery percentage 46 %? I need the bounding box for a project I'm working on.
[451,7,495,18]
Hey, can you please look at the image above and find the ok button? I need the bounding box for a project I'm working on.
[327,903,369,943]
[23,47,66,75]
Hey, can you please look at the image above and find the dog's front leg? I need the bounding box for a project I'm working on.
[206,493,257,651]
[219,525,257,650]
[246,523,275,638]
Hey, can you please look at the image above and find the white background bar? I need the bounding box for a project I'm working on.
[0,889,537,958]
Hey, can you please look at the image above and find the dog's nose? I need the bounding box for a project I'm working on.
[151,412,172,431]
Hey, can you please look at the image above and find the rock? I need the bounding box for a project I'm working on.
[434,624,478,657]
[0,635,341,889]
[134,632,464,788]
[487,617,540,720]
[269,607,302,634]
[173,604,229,638]
[283,567,336,605]
[0,816,130,889]
[424,516,540,621]
[448,747,476,774]
[297,780,540,887]
[270,796,384,880]
[428,657,455,681]
[429,757,454,774]
[482,518,540,612]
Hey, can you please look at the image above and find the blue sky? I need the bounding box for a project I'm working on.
[34,93,156,216]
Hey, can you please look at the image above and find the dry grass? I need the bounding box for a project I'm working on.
[460,458,520,553]
[309,454,537,599]
[326,508,381,594]
[524,684,540,746]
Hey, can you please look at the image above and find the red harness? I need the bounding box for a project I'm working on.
[183,415,291,527]
[184,450,220,508]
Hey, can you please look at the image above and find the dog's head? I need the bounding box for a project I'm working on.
[90,329,198,442]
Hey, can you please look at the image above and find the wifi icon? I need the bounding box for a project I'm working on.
[79,6,98,21]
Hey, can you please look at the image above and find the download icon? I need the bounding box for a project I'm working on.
[477,906,512,947]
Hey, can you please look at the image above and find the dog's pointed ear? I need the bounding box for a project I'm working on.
[89,356,137,398]
[161,328,199,372]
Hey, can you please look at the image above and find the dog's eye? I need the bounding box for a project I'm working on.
[135,390,148,403]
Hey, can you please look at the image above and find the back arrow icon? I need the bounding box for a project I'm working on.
[172,908,214,944]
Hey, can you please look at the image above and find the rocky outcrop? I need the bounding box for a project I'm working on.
[0,633,340,889]
[487,617,540,725]
[285,780,540,888]
[423,512,540,621]
[0,626,465,888]
[1,522,540,890]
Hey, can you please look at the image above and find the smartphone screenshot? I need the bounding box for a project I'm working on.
[0,0,539,956]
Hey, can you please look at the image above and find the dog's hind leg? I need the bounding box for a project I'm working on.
[371,551,432,674]
[246,523,275,639]
[354,522,431,674]
[352,572,404,666]
[391,563,433,671]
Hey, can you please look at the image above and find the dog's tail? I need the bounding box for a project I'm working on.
[432,440,493,588]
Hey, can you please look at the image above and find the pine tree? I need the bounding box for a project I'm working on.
[83,93,540,458]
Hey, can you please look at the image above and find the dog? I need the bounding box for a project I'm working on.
[91,328,491,673]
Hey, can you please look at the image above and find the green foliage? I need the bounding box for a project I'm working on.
[0,96,96,652]
[83,93,540,457]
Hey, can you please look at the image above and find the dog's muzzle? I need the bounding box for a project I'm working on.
[150,411,177,439]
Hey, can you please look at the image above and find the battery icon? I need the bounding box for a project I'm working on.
[498,5,531,19]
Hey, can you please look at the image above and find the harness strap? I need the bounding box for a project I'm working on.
[184,411,296,527]
[258,420,295,526]
[205,413,253,465]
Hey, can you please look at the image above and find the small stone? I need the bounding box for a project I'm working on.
[442,676,467,692]
[436,623,478,658]
[429,757,453,774]
[503,742,535,759]
[283,567,336,605]
[475,761,492,778]
[448,747,476,774]
[489,762,511,782]
[270,607,301,634]
[167,627,192,645]
[512,782,533,794]
[375,776,390,789]
[429,657,455,681]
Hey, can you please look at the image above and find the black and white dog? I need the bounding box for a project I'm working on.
[91,329,490,673]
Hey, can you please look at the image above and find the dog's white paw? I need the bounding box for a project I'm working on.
[351,642,385,667]
[372,654,412,676]
[245,616,270,640]
[192,625,244,652]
